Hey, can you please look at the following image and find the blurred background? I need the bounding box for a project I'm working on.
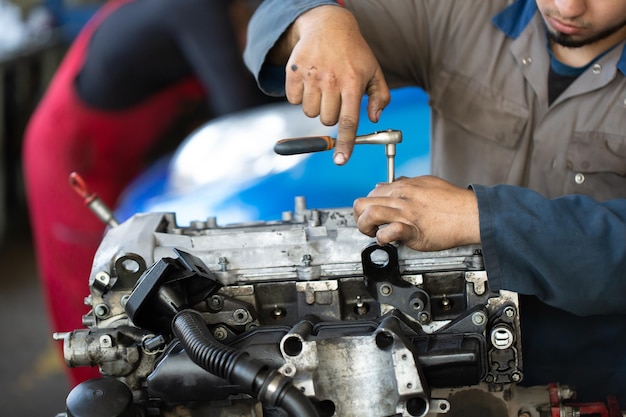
[0,0,104,415]
[0,2,431,415]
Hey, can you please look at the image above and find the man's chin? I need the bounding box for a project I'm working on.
[547,30,589,48]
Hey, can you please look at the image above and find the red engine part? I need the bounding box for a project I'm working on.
[549,383,622,417]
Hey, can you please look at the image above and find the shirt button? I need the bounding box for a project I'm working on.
[522,57,532,65]
[574,173,585,184]
[592,64,601,74]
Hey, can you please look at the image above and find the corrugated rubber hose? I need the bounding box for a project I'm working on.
[172,309,319,417]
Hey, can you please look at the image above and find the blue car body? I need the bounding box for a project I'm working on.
[116,87,431,225]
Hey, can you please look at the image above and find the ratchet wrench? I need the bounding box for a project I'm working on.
[274,129,402,183]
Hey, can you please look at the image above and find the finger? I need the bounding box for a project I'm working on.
[375,221,411,246]
[333,88,362,165]
[355,203,403,238]
[285,61,304,105]
[355,209,380,238]
[319,88,340,126]
[301,82,322,119]
[353,198,377,237]
[353,196,379,221]
[355,196,405,217]
[365,69,391,123]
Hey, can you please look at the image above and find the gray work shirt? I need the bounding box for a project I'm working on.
[245,0,626,201]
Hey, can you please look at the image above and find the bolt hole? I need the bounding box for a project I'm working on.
[282,364,296,377]
[375,331,394,350]
[369,248,389,267]
[283,336,303,357]
[121,259,140,274]
[316,400,336,417]
[410,299,424,311]
[406,397,428,417]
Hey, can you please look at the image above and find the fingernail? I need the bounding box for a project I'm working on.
[334,153,346,165]
[375,109,382,121]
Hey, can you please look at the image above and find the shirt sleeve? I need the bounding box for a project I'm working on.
[243,0,339,96]
[471,183,626,316]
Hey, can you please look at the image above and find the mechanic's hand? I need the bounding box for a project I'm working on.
[353,176,481,251]
[283,6,391,165]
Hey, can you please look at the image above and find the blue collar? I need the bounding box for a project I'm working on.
[491,0,537,39]
[491,0,626,74]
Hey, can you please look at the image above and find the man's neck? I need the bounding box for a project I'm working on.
[550,27,626,67]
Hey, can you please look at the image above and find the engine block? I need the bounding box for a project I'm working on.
[55,197,526,417]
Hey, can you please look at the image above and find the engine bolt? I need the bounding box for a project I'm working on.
[354,296,369,315]
[213,326,228,341]
[379,284,393,296]
[218,257,228,271]
[272,306,286,319]
[232,308,249,324]
[472,311,486,326]
[94,271,111,290]
[99,335,113,348]
[120,295,130,307]
[209,295,223,311]
[504,306,516,318]
[418,312,430,323]
[302,254,313,267]
[440,295,452,311]
[94,303,110,318]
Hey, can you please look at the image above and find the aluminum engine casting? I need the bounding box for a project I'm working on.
[54,197,526,417]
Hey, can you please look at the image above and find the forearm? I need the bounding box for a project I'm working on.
[473,184,626,316]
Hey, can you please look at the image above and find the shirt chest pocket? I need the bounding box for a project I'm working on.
[430,71,529,149]
[564,132,626,200]
[567,133,626,176]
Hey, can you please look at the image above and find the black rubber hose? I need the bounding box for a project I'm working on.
[172,309,319,417]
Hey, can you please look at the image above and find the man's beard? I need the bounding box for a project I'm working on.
[546,16,626,48]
